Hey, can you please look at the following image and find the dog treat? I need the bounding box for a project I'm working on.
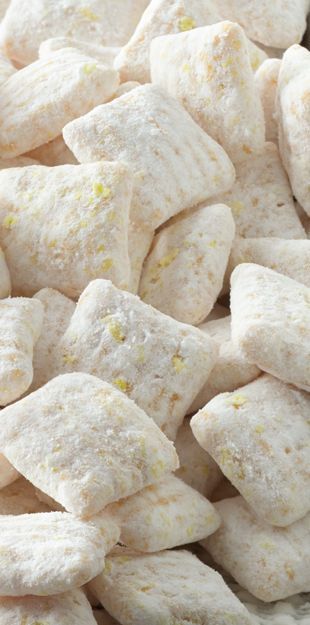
[203,496,310,602]
[26,135,78,166]
[277,44,310,216]
[139,204,235,325]
[190,316,260,411]
[0,372,179,516]
[230,263,310,391]
[191,374,310,526]
[0,48,119,158]
[89,548,254,625]
[213,142,306,238]
[108,474,220,552]
[175,419,222,497]
[151,22,265,163]
[0,589,98,625]
[0,162,133,297]
[63,84,235,230]
[57,279,218,440]
[39,37,121,65]
[255,58,281,143]
[0,477,50,515]
[0,0,149,65]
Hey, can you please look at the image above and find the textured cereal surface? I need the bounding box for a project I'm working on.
[0,589,97,625]
[204,497,310,602]
[0,372,179,516]
[255,58,281,143]
[230,263,310,390]
[191,374,310,526]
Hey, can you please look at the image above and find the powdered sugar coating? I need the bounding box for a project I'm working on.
[0,589,97,625]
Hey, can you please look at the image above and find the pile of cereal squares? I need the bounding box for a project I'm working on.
[0,1,309,624]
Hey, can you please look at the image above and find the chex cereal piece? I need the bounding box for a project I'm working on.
[175,420,222,496]
[0,455,19,490]
[39,38,121,66]
[0,0,149,65]
[26,136,78,166]
[190,316,260,412]
[0,48,119,158]
[0,297,43,405]
[63,84,235,230]
[58,279,218,440]
[0,589,97,625]
[89,548,254,625]
[31,288,75,391]
[0,373,178,516]
[191,374,310,526]
[213,142,306,238]
[139,204,235,325]
[0,477,50,514]
[277,45,310,216]
[231,263,310,391]
[151,22,265,163]
[0,511,111,595]
[0,162,132,297]
[227,237,310,288]
[0,52,16,86]
[203,496,310,602]
[255,58,281,143]
[108,474,220,552]
[128,223,153,294]
[0,246,10,299]
[215,0,309,48]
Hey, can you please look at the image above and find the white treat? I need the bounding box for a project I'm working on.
[277,45,310,216]
[175,419,222,497]
[39,38,120,65]
[26,136,78,166]
[255,58,281,143]
[0,0,149,65]
[213,142,306,238]
[63,84,235,230]
[0,162,132,297]
[203,496,310,602]
[230,263,310,391]
[0,589,98,625]
[108,474,220,552]
[57,279,218,440]
[88,548,254,625]
[128,223,153,294]
[0,372,179,517]
[0,48,119,158]
[151,22,265,163]
[191,374,310,526]
[0,477,50,514]
[139,204,235,325]
[190,316,260,411]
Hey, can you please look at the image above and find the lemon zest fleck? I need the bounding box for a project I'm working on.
[107,320,126,343]
[101,258,113,271]
[172,354,186,373]
[113,378,130,393]
[178,15,196,31]
[2,214,17,229]
[230,394,247,409]
[158,247,180,268]
[93,182,111,199]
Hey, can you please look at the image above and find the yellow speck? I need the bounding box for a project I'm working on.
[242,144,252,155]
[284,564,295,580]
[83,63,98,75]
[208,239,217,248]
[92,182,111,199]
[178,15,196,31]
[101,258,113,272]
[186,525,194,538]
[172,354,186,373]
[79,220,88,228]
[151,460,165,479]
[51,467,59,473]
[75,190,82,201]
[78,7,100,21]
[52,444,62,452]
[230,200,244,216]
[136,344,145,363]
[260,541,275,552]
[113,378,130,393]
[107,209,116,221]
[63,353,77,365]
[2,214,17,229]
[230,394,247,409]
[47,239,57,248]
[222,56,233,68]
[182,63,191,72]
[97,244,105,253]
[255,424,265,434]
[158,247,180,268]
[106,320,125,343]
[220,448,232,466]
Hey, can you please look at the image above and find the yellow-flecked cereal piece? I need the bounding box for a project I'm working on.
[0,0,149,65]
[191,374,310,526]
[0,161,133,297]
[0,589,99,625]
[203,496,310,602]
[108,474,220,552]
[63,84,235,230]
[0,48,119,158]
[255,58,281,143]
[151,21,265,163]
[139,204,235,324]
[0,372,179,517]
[88,548,254,624]
[56,279,218,440]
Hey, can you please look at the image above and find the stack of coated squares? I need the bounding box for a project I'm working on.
[0,0,308,623]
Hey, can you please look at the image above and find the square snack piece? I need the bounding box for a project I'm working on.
[0,48,119,158]
[108,474,220,552]
[203,496,310,602]
[277,45,310,216]
[88,548,254,625]
[0,162,132,297]
[151,22,265,163]
[0,0,149,65]
[139,204,235,325]
[230,263,310,391]
[0,511,112,596]
[63,84,235,230]
[0,476,50,515]
[191,374,310,526]
[190,316,260,412]
[255,58,281,143]
[0,372,178,517]
[0,298,43,405]
[0,589,98,625]
[175,419,222,497]
[212,142,306,238]
[57,279,218,440]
